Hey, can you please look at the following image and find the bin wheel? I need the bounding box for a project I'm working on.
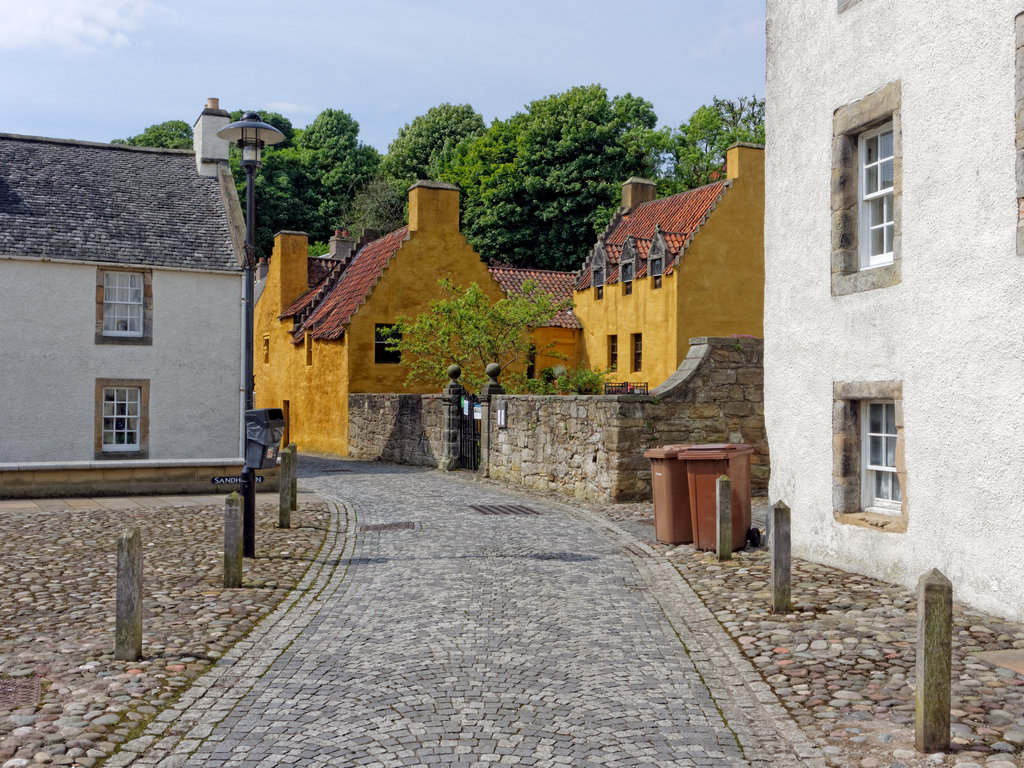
[746,527,762,548]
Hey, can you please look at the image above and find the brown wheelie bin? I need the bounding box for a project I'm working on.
[643,444,693,545]
[679,443,754,551]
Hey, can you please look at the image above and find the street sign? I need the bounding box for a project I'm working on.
[211,475,265,485]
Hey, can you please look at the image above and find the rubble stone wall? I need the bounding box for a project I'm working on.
[348,337,767,502]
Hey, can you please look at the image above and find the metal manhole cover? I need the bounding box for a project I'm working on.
[469,504,539,516]
[360,521,416,532]
[0,677,41,708]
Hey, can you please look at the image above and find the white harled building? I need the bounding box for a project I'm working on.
[764,1,1024,620]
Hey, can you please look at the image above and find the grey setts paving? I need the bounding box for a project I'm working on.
[129,458,821,768]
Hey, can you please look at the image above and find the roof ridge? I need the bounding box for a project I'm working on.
[0,133,195,155]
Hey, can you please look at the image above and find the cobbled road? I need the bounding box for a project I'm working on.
[129,457,821,768]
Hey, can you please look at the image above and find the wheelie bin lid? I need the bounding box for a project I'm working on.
[678,443,753,457]
[643,444,692,459]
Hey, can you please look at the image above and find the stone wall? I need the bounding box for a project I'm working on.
[348,337,767,502]
[348,393,446,467]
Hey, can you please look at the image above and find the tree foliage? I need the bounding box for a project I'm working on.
[442,85,666,271]
[385,278,571,391]
[347,173,408,236]
[381,103,485,184]
[112,120,193,149]
[664,95,765,192]
[225,108,380,257]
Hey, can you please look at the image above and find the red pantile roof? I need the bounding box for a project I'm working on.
[488,267,581,329]
[576,180,729,289]
[286,227,410,341]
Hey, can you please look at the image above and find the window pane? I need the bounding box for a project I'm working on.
[884,223,894,253]
[880,159,894,189]
[866,165,878,194]
[869,435,883,465]
[879,130,893,158]
[871,226,885,257]
[865,135,878,163]
[884,403,896,433]
[870,197,887,228]
[885,436,897,467]
[892,474,902,502]
[869,403,883,433]
[874,470,888,500]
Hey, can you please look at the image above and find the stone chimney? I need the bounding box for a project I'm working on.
[408,180,460,233]
[326,228,355,262]
[725,142,765,182]
[269,231,310,311]
[193,97,230,177]
[621,177,657,211]
[356,229,380,251]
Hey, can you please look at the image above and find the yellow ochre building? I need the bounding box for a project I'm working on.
[254,181,508,456]
[574,143,765,389]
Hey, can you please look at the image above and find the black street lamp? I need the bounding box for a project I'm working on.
[217,112,285,558]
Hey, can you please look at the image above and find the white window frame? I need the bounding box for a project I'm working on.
[101,386,142,452]
[858,124,895,270]
[861,400,901,513]
[102,271,144,337]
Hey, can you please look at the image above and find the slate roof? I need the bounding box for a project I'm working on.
[488,267,581,329]
[576,180,730,290]
[0,134,240,273]
[285,227,410,341]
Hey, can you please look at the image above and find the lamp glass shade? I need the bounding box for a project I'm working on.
[216,112,286,147]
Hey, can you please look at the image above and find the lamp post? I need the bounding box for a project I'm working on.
[217,112,285,558]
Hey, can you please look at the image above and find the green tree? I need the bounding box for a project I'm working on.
[346,173,408,236]
[665,95,765,192]
[112,120,193,149]
[297,108,381,232]
[443,85,666,271]
[381,103,485,183]
[385,278,572,391]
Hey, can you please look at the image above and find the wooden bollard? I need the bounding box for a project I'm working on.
[715,475,732,561]
[115,528,143,661]
[288,441,298,512]
[278,446,293,529]
[224,492,243,588]
[915,568,952,753]
[771,501,791,613]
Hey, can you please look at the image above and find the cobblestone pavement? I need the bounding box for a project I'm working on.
[126,458,821,768]
[0,494,328,768]
[597,503,1024,768]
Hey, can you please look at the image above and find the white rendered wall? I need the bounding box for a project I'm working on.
[0,259,242,462]
[765,1,1024,621]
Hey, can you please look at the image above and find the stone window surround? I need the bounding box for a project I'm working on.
[831,81,902,296]
[95,267,153,346]
[94,377,150,459]
[832,380,906,532]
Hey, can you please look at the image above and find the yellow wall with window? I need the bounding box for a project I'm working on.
[574,144,764,388]
[254,184,506,456]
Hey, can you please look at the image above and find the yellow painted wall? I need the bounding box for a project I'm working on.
[254,184,508,457]
[574,144,764,388]
[254,231,353,456]
[532,326,582,373]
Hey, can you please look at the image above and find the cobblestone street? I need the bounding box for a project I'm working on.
[127,458,817,768]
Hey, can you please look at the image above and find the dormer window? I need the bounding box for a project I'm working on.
[621,260,634,295]
[649,256,663,289]
[592,265,604,300]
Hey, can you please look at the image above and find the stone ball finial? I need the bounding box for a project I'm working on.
[485,363,501,380]
[447,364,462,381]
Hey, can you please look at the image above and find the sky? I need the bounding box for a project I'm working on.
[0,0,766,154]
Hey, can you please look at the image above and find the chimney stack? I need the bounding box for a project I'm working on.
[408,180,460,233]
[326,228,356,262]
[193,97,230,177]
[621,177,657,211]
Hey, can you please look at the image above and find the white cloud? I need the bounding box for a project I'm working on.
[0,0,154,53]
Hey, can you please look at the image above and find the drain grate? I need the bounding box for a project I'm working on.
[469,504,539,516]
[360,521,415,532]
[0,677,41,708]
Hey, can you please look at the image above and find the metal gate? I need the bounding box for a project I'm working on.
[458,394,480,470]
